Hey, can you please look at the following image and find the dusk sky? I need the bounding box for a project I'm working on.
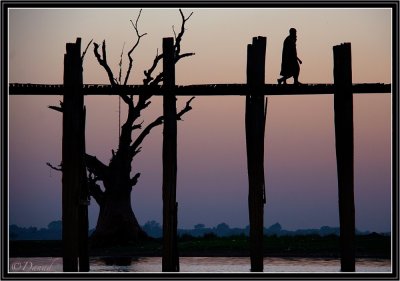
[8,8,392,232]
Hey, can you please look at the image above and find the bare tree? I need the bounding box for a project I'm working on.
[85,9,195,246]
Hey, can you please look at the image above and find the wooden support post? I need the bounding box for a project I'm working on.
[78,105,89,272]
[62,38,89,272]
[162,37,179,272]
[333,43,356,272]
[245,36,267,272]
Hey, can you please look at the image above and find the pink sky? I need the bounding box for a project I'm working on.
[8,8,393,232]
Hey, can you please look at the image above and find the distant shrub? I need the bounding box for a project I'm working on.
[179,233,194,241]
[194,224,205,229]
[203,232,217,240]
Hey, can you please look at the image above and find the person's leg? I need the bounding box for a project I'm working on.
[278,76,289,84]
[293,63,301,84]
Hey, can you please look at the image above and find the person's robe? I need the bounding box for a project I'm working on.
[280,36,299,77]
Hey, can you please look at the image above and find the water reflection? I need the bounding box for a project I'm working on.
[9,257,391,273]
[101,256,135,266]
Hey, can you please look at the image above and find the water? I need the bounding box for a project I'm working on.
[9,257,391,273]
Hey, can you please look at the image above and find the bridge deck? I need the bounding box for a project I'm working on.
[9,83,391,96]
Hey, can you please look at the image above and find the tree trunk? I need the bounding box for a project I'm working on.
[90,186,147,246]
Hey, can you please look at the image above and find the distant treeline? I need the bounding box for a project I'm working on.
[143,221,381,238]
[9,221,94,240]
[10,220,388,240]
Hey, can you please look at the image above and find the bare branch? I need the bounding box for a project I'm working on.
[129,173,141,188]
[175,52,195,63]
[177,96,195,120]
[143,50,163,85]
[46,162,62,171]
[175,9,194,58]
[180,8,193,21]
[172,25,177,40]
[118,42,126,84]
[132,120,144,131]
[129,96,194,157]
[48,106,63,113]
[132,147,142,158]
[143,10,193,86]
[93,41,117,86]
[117,93,140,154]
[85,153,109,181]
[49,100,63,113]
[123,9,148,85]
[81,39,93,61]
[130,115,164,155]
[150,72,163,86]
[119,93,132,106]
[133,9,144,31]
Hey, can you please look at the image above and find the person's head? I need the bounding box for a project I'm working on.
[289,28,297,41]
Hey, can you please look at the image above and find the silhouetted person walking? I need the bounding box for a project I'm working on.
[278,28,302,85]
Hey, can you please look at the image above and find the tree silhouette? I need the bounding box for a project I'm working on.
[86,9,195,246]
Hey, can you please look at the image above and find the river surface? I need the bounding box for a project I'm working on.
[9,257,391,273]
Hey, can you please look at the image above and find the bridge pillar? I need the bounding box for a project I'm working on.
[62,38,89,272]
[162,37,179,272]
[246,36,267,272]
[333,43,356,272]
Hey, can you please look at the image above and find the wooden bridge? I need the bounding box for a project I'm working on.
[8,37,392,274]
[9,82,391,96]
